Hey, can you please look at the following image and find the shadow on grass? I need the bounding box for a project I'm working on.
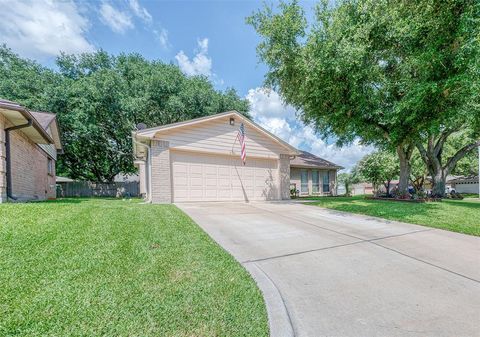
[307,197,439,221]
[45,197,137,204]
[443,199,480,210]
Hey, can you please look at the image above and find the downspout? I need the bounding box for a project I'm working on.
[5,119,33,200]
[132,136,152,203]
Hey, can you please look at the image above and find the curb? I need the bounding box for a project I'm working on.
[243,262,295,337]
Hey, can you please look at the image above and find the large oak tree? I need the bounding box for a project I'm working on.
[0,47,249,182]
[247,0,480,195]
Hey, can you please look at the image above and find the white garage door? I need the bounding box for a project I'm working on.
[172,151,279,202]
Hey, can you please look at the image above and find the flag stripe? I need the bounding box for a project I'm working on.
[238,123,246,165]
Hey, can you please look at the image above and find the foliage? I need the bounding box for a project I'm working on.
[247,0,480,194]
[445,131,480,177]
[337,168,361,196]
[308,196,480,236]
[357,151,399,194]
[409,150,428,191]
[0,199,269,336]
[0,47,249,182]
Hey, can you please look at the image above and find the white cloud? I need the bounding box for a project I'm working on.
[128,0,152,23]
[0,0,94,58]
[99,2,133,33]
[175,38,212,77]
[246,87,374,171]
[153,28,170,50]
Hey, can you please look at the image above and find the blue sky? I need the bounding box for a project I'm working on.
[0,0,373,169]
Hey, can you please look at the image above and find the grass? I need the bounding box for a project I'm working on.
[0,198,268,337]
[305,196,480,236]
[461,193,480,199]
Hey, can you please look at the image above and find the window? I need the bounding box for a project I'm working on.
[300,170,308,194]
[323,172,330,193]
[47,158,54,176]
[312,170,320,193]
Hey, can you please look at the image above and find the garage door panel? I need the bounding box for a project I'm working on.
[171,151,279,202]
[218,188,231,199]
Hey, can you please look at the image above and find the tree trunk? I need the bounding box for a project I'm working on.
[386,180,391,196]
[431,172,446,197]
[396,144,413,196]
[416,132,480,198]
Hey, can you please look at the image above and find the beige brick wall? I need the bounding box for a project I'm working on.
[150,140,172,203]
[9,129,56,201]
[0,115,6,202]
[278,154,291,200]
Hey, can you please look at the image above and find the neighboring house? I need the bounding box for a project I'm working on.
[0,99,62,202]
[449,176,479,194]
[290,151,343,196]
[337,182,374,196]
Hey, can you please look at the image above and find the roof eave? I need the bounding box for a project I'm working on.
[0,101,54,144]
[291,164,343,170]
[135,111,300,156]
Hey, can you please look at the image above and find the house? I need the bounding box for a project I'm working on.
[449,176,479,194]
[133,111,342,203]
[0,99,62,202]
[290,151,343,196]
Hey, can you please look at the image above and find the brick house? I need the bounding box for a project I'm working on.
[0,99,62,202]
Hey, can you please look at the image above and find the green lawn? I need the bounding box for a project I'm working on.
[306,196,480,236]
[0,199,268,337]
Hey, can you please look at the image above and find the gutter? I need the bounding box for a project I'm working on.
[0,101,53,144]
[5,119,33,200]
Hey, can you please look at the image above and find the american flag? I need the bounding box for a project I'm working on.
[237,123,246,165]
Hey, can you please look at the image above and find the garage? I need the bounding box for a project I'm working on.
[133,111,299,204]
[171,151,278,202]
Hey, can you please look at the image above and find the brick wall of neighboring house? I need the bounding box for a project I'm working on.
[9,129,56,201]
[0,115,6,202]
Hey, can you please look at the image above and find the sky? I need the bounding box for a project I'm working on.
[0,0,373,170]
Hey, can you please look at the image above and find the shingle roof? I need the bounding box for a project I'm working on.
[30,111,56,130]
[449,176,478,184]
[290,150,343,169]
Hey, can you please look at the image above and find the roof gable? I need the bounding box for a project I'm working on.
[135,111,299,156]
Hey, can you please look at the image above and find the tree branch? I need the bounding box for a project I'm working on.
[434,129,455,157]
[415,141,435,177]
[444,139,480,175]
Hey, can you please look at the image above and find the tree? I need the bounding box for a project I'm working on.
[409,150,428,192]
[337,165,362,196]
[417,130,480,196]
[0,45,61,108]
[247,0,480,196]
[357,151,399,195]
[0,47,250,182]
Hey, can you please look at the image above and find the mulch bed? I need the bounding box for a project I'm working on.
[365,196,443,203]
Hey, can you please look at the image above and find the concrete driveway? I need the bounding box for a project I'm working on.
[178,201,480,337]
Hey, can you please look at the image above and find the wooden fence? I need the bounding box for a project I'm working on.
[57,181,140,198]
